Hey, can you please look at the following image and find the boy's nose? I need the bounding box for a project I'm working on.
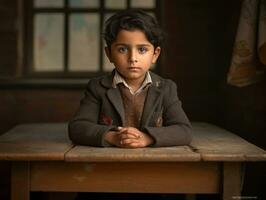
[128,50,138,63]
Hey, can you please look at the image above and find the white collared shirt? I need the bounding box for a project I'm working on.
[112,70,152,95]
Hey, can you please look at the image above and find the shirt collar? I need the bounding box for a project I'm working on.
[112,70,152,95]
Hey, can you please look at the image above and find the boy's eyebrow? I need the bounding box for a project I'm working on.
[114,43,152,47]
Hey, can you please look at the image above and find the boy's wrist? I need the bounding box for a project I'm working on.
[103,131,113,144]
[144,133,155,146]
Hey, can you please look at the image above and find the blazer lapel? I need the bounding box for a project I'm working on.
[101,70,162,127]
[101,71,125,124]
[106,87,125,124]
[140,83,162,128]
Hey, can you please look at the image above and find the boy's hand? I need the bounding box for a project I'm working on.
[119,127,152,148]
[104,127,154,148]
[104,130,123,147]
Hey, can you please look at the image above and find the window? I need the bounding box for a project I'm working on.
[24,0,159,78]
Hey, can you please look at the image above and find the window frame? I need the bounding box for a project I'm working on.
[23,0,162,79]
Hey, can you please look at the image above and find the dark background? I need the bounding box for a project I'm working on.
[0,0,265,199]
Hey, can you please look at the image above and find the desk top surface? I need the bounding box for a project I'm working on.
[0,122,265,162]
[190,123,266,161]
[0,123,73,160]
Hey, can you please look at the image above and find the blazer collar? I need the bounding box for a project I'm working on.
[106,87,125,124]
[100,70,115,89]
[100,70,163,127]
[140,75,162,128]
[100,70,162,89]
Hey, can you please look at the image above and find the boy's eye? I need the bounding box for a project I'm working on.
[118,47,128,53]
[138,46,148,54]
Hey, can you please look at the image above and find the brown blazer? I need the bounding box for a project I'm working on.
[68,71,192,147]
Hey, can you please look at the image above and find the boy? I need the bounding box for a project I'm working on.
[68,10,192,148]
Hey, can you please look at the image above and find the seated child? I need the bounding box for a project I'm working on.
[68,9,192,148]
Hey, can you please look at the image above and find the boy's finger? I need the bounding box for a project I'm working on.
[116,127,127,133]
[123,142,143,148]
[120,138,139,145]
[120,134,138,139]
[121,130,141,138]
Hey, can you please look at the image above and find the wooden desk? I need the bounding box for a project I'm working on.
[0,122,265,200]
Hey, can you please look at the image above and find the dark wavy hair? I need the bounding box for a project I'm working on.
[103,9,163,51]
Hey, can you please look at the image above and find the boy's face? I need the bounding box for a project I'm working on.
[105,29,161,84]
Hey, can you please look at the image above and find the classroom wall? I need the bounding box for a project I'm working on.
[0,0,265,199]
[0,88,83,134]
[161,0,241,123]
[162,1,266,199]
[162,0,266,146]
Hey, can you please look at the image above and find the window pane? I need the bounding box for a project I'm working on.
[130,0,155,8]
[69,0,99,8]
[105,0,126,9]
[33,14,64,71]
[69,14,100,71]
[34,0,63,8]
[103,13,115,71]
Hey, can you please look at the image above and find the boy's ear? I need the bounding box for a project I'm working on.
[104,47,113,63]
[152,46,161,64]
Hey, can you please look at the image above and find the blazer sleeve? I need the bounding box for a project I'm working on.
[144,80,192,147]
[68,80,115,147]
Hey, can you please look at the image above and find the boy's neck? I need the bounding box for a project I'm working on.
[113,70,152,94]
[127,81,143,92]
[125,77,145,92]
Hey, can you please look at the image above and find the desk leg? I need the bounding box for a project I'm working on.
[11,162,30,200]
[223,162,244,200]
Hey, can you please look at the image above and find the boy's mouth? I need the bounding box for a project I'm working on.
[128,67,141,71]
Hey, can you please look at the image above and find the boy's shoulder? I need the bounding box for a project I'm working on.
[149,71,176,88]
[87,72,113,88]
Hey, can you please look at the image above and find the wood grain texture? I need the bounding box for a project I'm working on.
[65,146,200,162]
[223,162,243,200]
[30,161,220,194]
[190,122,266,161]
[0,123,73,160]
[1,122,265,162]
[0,123,69,143]
[0,143,72,161]
[0,122,264,200]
